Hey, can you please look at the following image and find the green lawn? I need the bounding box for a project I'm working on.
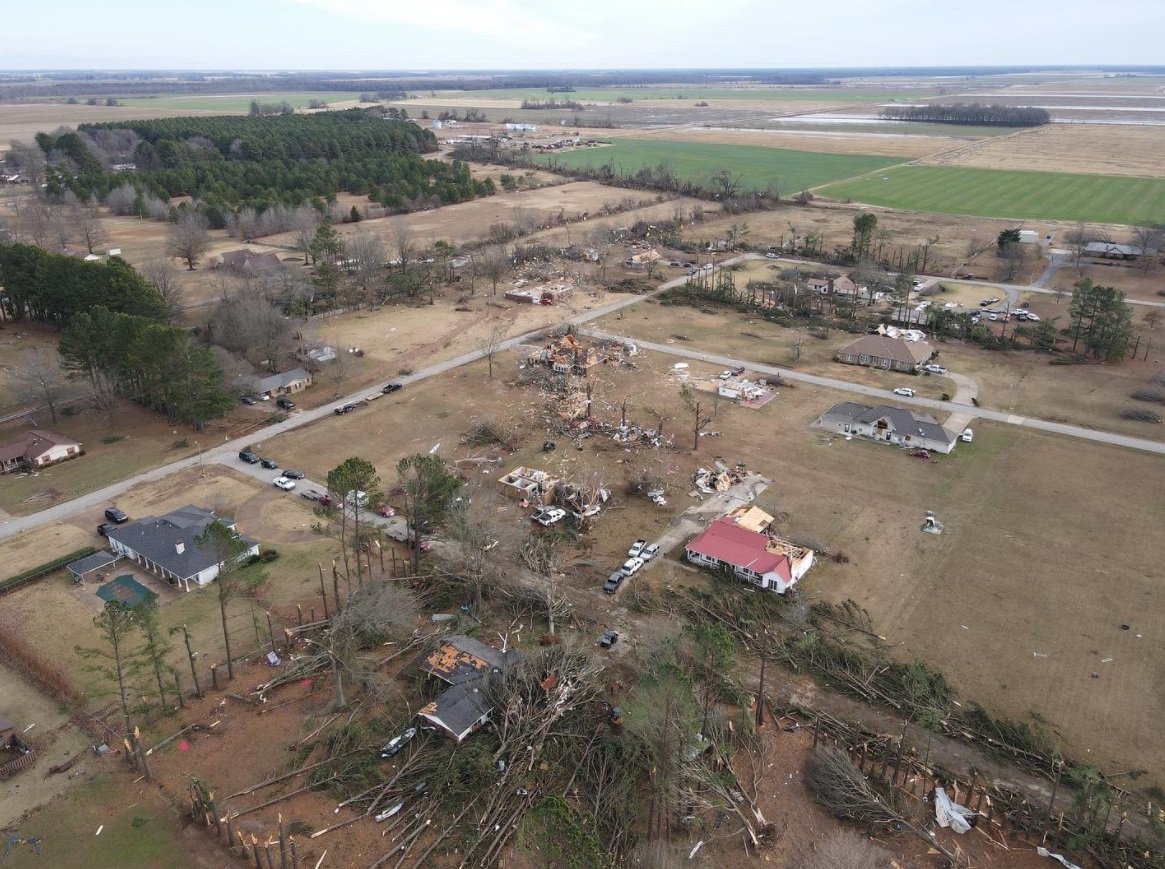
[415,87,934,104]
[534,139,904,193]
[821,165,1165,225]
[119,92,368,113]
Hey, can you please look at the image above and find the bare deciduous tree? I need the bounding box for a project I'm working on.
[209,291,296,373]
[477,322,508,378]
[477,247,511,295]
[89,371,123,425]
[291,206,320,264]
[802,829,892,869]
[1132,223,1165,275]
[140,258,184,319]
[391,220,414,272]
[167,210,211,270]
[72,204,108,254]
[680,383,714,451]
[12,348,70,422]
[346,230,386,303]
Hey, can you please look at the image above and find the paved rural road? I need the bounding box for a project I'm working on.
[579,330,1165,456]
[0,258,753,543]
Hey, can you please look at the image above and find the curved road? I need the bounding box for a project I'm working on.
[580,330,1165,456]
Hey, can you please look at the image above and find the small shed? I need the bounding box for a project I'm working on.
[67,551,118,582]
[96,575,157,609]
[1018,230,1039,244]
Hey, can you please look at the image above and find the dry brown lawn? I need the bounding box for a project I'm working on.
[1052,260,1165,304]
[920,124,1165,178]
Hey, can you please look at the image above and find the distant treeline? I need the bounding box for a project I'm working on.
[879,103,1051,127]
[521,99,584,111]
[39,110,493,216]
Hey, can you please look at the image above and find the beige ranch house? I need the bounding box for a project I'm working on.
[835,334,934,373]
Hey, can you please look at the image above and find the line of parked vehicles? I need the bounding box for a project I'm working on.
[603,538,660,594]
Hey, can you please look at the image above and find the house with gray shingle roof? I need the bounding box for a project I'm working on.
[815,402,958,454]
[252,367,312,398]
[105,505,259,592]
[835,334,934,373]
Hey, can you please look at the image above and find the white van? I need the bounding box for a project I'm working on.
[961,428,974,443]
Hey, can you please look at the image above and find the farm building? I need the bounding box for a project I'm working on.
[105,505,259,592]
[0,430,82,473]
[685,511,814,594]
[814,401,958,454]
[835,334,934,372]
[415,636,520,742]
[251,367,313,398]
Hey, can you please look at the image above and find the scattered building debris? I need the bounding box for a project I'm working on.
[922,511,944,535]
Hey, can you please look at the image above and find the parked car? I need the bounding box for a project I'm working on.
[988,313,998,321]
[598,630,619,649]
[1025,313,1040,322]
[273,477,296,491]
[318,494,335,507]
[603,572,624,594]
[239,450,260,464]
[260,457,278,470]
[764,252,779,259]
[923,364,947,374]
[628,539,646,558]
[282,469,305,480]
[533,507,567,527]
[104,507,128,524]
[641,543,660,561]
[961,428,974,443]
[909,449,931,459]
[334,403,356,415]
[276,397,295,410]
[892,387,915,397]
[376,505,396,517]
[380,728,417,758]
[241,395,257,406]
[97,522,117,537]
[382,382,403,394]
[300,491,321,502]
[620,557,644,577]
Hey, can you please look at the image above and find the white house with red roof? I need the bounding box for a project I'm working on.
[684,514,814,594]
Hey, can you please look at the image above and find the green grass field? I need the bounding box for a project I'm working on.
[414,87,934,104]
[534,139,904,193]
[119,92,367,113]
[821,165,1165,225]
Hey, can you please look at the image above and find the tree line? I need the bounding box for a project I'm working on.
[879,102,1050,126]
[35,111,494,217]
[0,242,169,325]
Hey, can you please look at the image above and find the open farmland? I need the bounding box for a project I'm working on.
[631,125,951,158]
[0,103,220,146]
[118,91,368,113]
[920,123,1165,178]
[821,165,1165,225]
[417,86,939,104]
[536,140,904,193]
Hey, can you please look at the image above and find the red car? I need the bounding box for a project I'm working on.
[318,493,336,507]
[910,449,931,459]
[376,505,396,517]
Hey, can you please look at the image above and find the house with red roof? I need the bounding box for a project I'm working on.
[684,514,814,594]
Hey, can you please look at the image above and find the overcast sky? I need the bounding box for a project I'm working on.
[5,0,1164,70]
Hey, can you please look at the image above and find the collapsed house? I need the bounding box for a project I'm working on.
[692,463,747,494]
[497,467,560,506]
[415,636,521,742]
[685,507,814,594]
[526,333,607,375]
[0,713,35,779]
[504,283,573,305]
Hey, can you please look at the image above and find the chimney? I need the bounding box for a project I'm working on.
[175,541,185,555]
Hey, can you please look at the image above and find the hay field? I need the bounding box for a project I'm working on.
[537,140,904,193]
[416,86,936,104]
[119,92,367,113]
[0,102,219,146]
[921,124,1165,178]
[821,165,1165,225]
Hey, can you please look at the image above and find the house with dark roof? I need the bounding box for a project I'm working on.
[252,367,312,398]
[836,334,934,372]
[105,505,259,592]
[214,249,283,273]
[685,515,814,594]
[0,430,82,473]
[414,636,520,742]
[1084,242,1142,260]
[815,401,958,454]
